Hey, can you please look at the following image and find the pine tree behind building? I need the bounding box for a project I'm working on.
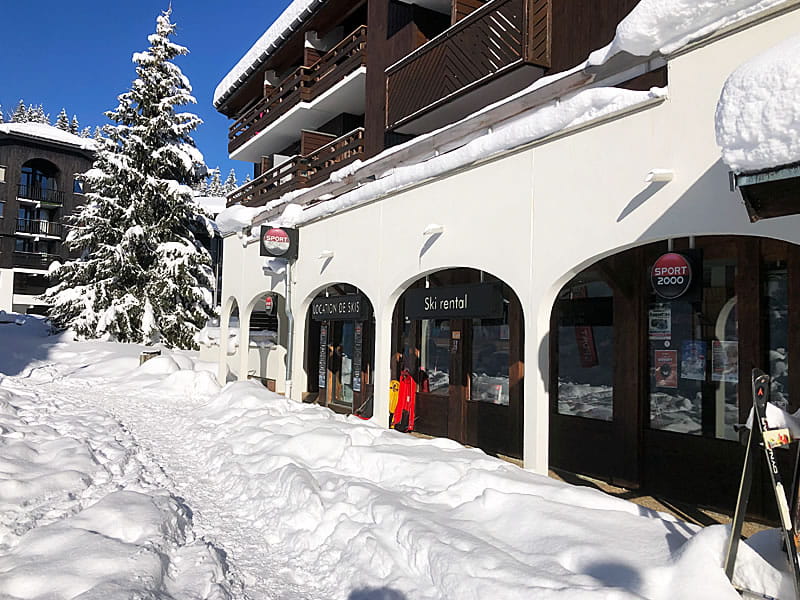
[55,108,70,131]
[44,8,215,349]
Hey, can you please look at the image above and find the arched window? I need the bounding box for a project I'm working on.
[19,159,60,204]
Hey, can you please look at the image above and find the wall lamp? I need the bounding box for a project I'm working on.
[645,169,674,183]
[423,223,445,236]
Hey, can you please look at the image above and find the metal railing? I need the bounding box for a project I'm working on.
[229,25,368,153]
[16,219,62,237]
[17,184,65,205]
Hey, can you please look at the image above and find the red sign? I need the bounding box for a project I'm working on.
[262,227,290,256]
[574,326,599,368]
[651,253,692,299]
[264,295,275,314]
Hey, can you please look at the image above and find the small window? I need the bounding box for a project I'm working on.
[0,202,4,218]
[0,165,6,183]
[73,178,84,194]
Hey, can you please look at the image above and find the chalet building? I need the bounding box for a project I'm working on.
[214,0,800,519]
[0,123,94,314]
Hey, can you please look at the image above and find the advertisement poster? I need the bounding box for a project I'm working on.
[654,350,678,388]
[352,323,363,393]
[680,340,706,381]
[318,324,328,389]
[712,340,739,383]
[649,307,672,340]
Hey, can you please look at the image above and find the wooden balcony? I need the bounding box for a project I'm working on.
[228,26,368,155]
[12,251,62,270]
[17,184,65,205]
[386,0,550,132]
[228,128,365,208]
[16,218,62,238]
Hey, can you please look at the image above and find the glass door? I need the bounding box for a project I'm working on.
[327,321,355,408]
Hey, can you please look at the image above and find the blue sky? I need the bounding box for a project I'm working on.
[1,0,292,185]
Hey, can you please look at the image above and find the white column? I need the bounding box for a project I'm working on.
[0,270,14,312]
[217,302,232,385]
[371,304,392,428]
[238,306,252,382]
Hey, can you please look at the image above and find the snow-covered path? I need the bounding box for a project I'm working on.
[0,318,794,600]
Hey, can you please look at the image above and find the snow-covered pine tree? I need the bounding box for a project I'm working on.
[44,8,214,349]
[223,168,238,194]
[11,100,27,123]
[79,126,92,138]
[55,108,70,131]
[207,168,224,196]
[70,115,80,134]
[243,172,252,184]
[93,126,104,141]
[0,106,4,124]
[29,104,49,124]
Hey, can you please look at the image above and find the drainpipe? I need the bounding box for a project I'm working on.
[284,260,294,400]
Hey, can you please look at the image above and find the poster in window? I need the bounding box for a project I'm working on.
[680,340,706,381]
[649,306,672,340]
[318,324,328,389]
[352,322,363,393]
[654,350,678,388]
[712,340,739,383]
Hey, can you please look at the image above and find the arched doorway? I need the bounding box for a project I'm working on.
[391,268,524,459]
[549,236,798,517]
[244,291,286,390]
[304,283,375,417]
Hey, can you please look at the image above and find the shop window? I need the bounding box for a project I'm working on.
[419,318,451,393]
[555,276,614,421]
[471,314,510,405]
[765,264,789,409]
[649,257,738,440]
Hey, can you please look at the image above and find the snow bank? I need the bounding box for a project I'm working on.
[715,33,800,172]
[0,381,232,599]
[589,0,790,64]
[214,0,321,106]
[0,122,95,151]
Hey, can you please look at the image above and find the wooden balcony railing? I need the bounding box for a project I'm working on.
[228,25,368,154]
[17,184,65,205]
[16,219,62,237]
[228,128,366,208]
[12,251,62,270]
[386,0,550,130]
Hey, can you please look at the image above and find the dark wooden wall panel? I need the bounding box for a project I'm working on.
[548,0,639,73]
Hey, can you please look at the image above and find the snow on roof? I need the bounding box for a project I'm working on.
[194,195,227,216]
[0,122,95,152]
[219,0,798,232]
[213,0,323,108]
[715,33,800,173]
[589,0,792,65]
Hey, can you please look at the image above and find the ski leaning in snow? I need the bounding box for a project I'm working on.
[392,369,416,433]
[724,369,800,598]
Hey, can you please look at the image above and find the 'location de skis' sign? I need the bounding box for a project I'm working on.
[405,282,504,320]
[311,294,369,321]
[260,226,298,259]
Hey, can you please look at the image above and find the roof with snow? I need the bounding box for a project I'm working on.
[213,0,324,108]
[217,0,800,232]
[715,32,800,173]
[0,122,96,154]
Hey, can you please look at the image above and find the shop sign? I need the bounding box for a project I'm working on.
[264,293,277,316]
[405,283,504,320]
[318,324,328,389]
[260,226,298,259]
[311,294,368,321]
[651,253,692,299]
[352,322,363,392]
